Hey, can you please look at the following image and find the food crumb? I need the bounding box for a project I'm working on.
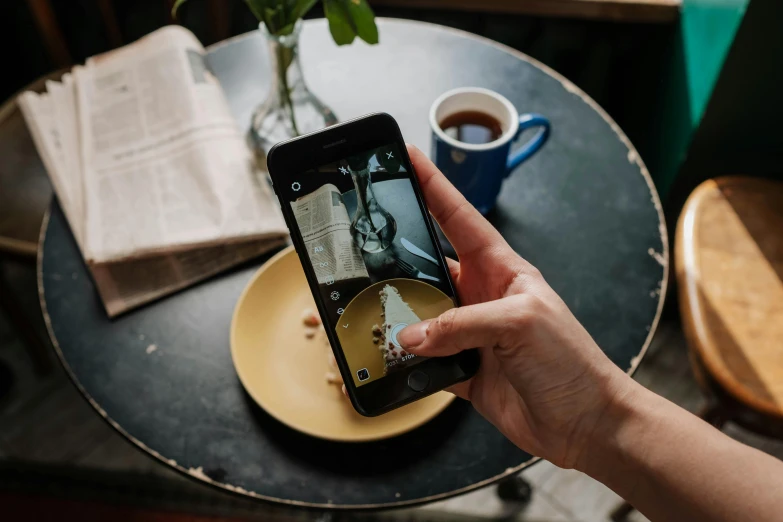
[146,344,158,354]
[302,308,321,327]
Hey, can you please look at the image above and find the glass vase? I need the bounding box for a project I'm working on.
[348,156,397,254]
[249,21,337,154]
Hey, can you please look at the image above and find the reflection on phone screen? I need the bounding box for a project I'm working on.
[286,142,456,387]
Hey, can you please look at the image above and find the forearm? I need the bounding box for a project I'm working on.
[578,377,783,522]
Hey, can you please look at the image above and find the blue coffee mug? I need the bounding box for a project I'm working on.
[430,87,550,214]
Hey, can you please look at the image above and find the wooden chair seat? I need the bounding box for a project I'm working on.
[676,177,783,437]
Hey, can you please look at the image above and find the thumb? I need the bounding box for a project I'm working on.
[398,296,527,357]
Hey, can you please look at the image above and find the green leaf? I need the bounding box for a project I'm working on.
[243,0,273,24]
[171,0,189,18]
[323,0,354,45]
[341,0,378,45]
[244,0,301,36]
[267,6,283,30]
[323,0,378,46]
[291,0,319,20]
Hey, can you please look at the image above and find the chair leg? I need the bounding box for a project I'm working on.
[496,473,533,503]
[698,403,728,430]
[0,360,15,401]
[0,271,52,376]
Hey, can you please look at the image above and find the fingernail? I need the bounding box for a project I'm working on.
[399,320,431,349]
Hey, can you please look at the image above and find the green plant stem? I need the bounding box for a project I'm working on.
[276,44,300,136]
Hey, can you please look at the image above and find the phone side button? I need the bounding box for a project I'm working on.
[407,371,429,392]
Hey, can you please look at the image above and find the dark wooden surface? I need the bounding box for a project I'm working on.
[39,19,667,509]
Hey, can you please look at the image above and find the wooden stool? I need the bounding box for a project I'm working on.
[611,176,783,521]
[676,176,783,436]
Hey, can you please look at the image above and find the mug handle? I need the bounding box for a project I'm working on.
[506,113,550,175]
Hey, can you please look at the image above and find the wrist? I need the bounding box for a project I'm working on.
[572,370,649,481]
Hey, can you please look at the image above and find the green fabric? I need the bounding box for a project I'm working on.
[655,0,748,198]
[682,0,749,124]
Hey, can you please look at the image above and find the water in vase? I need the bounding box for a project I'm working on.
[348,158,396,253]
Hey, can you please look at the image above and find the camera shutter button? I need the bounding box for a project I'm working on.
[407,371,429,392]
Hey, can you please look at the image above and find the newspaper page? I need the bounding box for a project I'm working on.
[77,25,285,263]
[17,87,84,247]
[47,73,85,245]
[291,184,369,284]
[18,25,289,317]
[91,236,287,316]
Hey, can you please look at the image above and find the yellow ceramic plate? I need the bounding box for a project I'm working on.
[230,246,455,442]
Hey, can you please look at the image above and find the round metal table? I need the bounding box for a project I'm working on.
[39,18,668,509]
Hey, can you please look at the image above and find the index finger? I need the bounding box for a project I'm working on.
[407,144,505,257]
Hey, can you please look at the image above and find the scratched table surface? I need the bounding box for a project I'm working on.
[39,19,667,509]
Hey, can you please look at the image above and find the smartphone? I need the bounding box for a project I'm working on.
[267,113,479,416]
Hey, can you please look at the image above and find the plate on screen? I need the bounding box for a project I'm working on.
[230,246,455,442]
[335,279,455,388]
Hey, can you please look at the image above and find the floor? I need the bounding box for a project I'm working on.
[2,293,783,522]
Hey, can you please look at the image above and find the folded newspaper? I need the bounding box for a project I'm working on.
[18,26,288,316]
[291,183,369,285]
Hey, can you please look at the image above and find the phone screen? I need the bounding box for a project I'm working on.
[284,142,456,387]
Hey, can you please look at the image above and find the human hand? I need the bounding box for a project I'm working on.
[399,145,636,469]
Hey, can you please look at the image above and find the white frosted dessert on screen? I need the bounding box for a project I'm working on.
[377,284,419,372]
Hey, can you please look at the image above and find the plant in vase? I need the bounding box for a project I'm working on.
[345,149,397,254]
[173,0,378,152]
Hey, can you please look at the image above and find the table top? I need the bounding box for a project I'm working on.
[39,18,668,509]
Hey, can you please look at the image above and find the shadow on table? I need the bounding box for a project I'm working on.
[242,390,472,476]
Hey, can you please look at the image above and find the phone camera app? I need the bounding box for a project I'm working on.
[357,368,370,381]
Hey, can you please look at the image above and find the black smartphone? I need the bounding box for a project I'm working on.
[267,113,479,416]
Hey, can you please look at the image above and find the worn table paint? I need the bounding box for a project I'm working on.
[40,19,667,509]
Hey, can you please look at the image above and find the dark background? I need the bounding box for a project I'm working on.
[1,0,677,196]
[7,0,782,225]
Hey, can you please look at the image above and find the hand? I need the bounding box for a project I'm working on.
[399,145,636,469]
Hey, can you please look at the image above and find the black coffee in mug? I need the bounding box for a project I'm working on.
[438,110,503,145]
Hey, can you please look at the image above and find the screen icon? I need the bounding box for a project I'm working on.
[357,368,370,381]
[291,181,301,191]
[330,291,340,300]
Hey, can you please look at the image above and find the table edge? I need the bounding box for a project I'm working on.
[36,19,669,507]
[36,206,542,508]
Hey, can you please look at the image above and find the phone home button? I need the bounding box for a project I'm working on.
[407,370,429,392]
